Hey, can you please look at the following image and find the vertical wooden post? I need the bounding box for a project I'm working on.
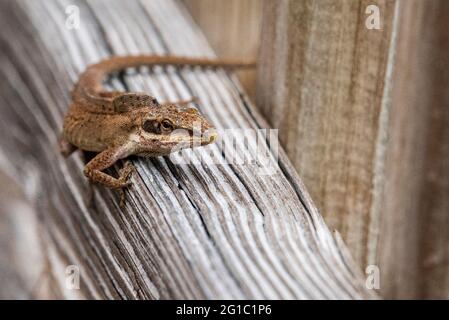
[256,0,449,298]
[256,0,397,273]
[380,0,449,299]
[182,0,262,98]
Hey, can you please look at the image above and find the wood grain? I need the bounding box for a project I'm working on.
[379,0,449,299]
[0,170,45,299]
[0,0,375,299]
[256,0,397,270]
[256,0,449,299]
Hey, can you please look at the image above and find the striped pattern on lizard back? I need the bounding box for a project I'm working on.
[63,105,132,152]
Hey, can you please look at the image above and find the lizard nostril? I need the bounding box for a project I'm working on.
[204,129,218,144]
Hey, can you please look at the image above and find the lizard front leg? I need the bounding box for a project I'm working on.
[84,145,136,208]
[83,145,135,190]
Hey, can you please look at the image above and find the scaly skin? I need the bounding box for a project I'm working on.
[61,55,253,205]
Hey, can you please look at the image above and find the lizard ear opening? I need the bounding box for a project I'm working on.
[142,119,161,134]
[113,93,158,112]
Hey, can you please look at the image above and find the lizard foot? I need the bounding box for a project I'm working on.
[118,189,128,209]
[117,161,135,208]
[118,161,135,185]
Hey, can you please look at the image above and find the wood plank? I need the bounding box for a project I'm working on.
[256,0,449,299]
[0,0,374,299]
[379,0,449,299]
[0,170,47,299]
[256,0,397,270]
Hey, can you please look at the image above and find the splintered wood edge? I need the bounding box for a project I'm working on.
[0,0,377,299]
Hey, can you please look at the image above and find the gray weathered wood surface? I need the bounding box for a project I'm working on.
[0,0,376,299]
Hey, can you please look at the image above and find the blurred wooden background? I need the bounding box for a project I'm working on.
[184,0,449,299]
[183,0,262,98]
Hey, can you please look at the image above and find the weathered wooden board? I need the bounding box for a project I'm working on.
[379,0,449,299]
[0,170,45,299]
[256,0,449,299]
[0,0,375,299]
[257,0,398,273]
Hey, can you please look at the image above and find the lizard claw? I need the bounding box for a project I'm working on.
[118,189,127,209]
[118,161,135,184]
[117,161,135,208]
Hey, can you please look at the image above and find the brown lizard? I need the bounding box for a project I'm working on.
[61,55,253,205]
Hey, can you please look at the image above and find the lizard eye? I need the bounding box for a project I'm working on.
[143,119,160,134]
[161,119,174,132]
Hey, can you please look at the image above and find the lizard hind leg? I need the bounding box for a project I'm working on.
[59,135,77,158]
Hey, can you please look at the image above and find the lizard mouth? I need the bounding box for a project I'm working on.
[168,128,217,146]
[137,128,217,156]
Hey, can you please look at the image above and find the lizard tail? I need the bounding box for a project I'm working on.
[72,55,256,113]
[92,55,256,72]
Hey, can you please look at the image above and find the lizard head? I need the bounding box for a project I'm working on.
[132,103,217,156]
